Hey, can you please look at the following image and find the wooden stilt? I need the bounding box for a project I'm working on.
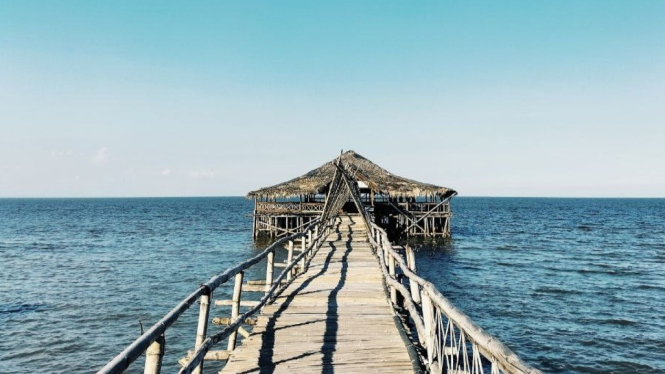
[252,198,257,239]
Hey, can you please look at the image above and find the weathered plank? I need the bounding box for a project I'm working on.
[220,215,413,373]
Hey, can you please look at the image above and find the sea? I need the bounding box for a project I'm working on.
[0,197,663,373]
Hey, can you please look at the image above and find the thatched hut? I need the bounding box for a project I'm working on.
[248,151,457,238]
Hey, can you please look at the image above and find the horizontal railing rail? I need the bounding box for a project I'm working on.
[393,202,451,213]
[255,201,325,213]
[368,222,541,374]
[97,217,336,374]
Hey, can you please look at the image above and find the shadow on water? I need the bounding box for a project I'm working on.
[0,303,46,322]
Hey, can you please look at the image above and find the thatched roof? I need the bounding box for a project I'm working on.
[247,151,456,199]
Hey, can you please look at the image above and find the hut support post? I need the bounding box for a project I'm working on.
[144,334,165,374]
[252,198,257,239]
[228,271,244,351]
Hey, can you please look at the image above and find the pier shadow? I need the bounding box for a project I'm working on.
[246,219,352,374]
[320,216,354,374]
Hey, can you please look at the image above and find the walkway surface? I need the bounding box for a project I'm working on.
[220,215,414,374]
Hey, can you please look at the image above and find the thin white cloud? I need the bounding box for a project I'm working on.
[188,169,215,179]
[91,147,110,165]
[49,150,73,158]
[161,168,171,176]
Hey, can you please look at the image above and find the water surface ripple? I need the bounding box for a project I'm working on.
[0,197,663,373]
[416,198,665,373]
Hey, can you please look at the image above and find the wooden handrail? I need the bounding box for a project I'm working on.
[97,218,333,374]
[368,222,542,374]
[178,218,337,374]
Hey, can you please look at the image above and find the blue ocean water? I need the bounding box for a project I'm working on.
[0,197,663,373]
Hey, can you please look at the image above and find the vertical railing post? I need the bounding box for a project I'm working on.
[144,334,165,374]
[406,245,421,304]
[299,234,306,273]
[388,253,397,304]
[287,240,294,281]
[228,271,244,351]
[377,232,383,263]
[422,291,435,366]
[305,229,313,267]
[265,250,274,293]
[192,289,211,374]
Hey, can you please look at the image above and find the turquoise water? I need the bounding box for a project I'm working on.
[0,197,663,373]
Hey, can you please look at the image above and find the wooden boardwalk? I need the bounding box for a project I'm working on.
[98,157,540,374]
[221,215,414,374]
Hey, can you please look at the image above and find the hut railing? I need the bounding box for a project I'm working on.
[395,202,451,214]
[97,217,336,374]
[368,222,541,374]
[255,201,325,213]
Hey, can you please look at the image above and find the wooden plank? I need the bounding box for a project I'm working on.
[220,215,413,373]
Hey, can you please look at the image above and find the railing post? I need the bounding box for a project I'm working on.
[299,234,306,273]
[287,240,294,281]
[377,234,384,264]
[144,334,165,374]
[193,289,211,374]
[422,291,435,366]
[265,250,274,293]
[406,245,421,304]
[388,253,397,304]
[228,271,244,351]
[305,229,314,268]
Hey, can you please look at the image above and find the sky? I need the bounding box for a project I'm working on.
[1,1,664,197]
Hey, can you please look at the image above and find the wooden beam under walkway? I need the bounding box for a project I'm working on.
[220,214,414,374]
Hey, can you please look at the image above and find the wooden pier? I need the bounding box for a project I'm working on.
[97,154,540,374]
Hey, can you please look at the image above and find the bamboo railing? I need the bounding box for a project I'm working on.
[368,222,542,374]
[255,201,325,213]
[97,218,336,374]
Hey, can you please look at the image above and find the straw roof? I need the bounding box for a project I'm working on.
[247,151,456,199]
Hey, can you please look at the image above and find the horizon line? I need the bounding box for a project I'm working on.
[1,195,664,199]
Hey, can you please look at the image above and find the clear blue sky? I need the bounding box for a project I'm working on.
[1,1,664,197]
